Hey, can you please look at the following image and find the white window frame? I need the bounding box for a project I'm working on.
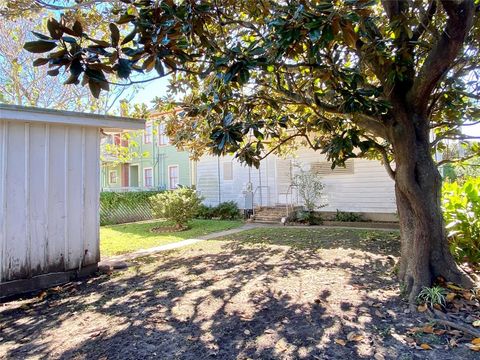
[168,165,180,190]
[143,167,154,188]
[144,122,153,144]
[108,170,118,184]
[158,123,169,146]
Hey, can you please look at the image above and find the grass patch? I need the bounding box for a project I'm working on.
[100,219,242,257]
[219,227,400,255]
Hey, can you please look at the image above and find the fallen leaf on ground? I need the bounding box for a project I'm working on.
[347,332,364,342]
[469,344,480,351]
[473,320,480,327]
[421,325,434,334]
[374,353,385,360]
[420,343,432,350]
[472,338,480,345]
[446,293,456,302]
[335,339,346,346]
[418,304,428,312]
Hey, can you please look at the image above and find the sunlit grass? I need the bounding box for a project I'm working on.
[100,219,242,257]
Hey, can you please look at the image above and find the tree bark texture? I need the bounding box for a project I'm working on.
[390,111,474,303]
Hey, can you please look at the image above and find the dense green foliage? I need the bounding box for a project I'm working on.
[101,190,163,210]
[150,188,203,228]
[334,210,363,222]
[100,190,163,225]
[21,0,479,168]
[442,177,480,265]
[196,201,241,220]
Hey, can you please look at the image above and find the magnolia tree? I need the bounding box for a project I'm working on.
[22,0,480,302]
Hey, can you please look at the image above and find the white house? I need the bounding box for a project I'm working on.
[196,147,397,221]
[0,104,144,297]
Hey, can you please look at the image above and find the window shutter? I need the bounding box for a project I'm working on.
[223,162,233,180]
[310,160,354,176]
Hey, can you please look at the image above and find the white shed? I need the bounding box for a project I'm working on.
[0,104,144,297]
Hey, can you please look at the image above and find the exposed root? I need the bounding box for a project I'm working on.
[430,318,480,339]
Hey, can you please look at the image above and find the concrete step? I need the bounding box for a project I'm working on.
[253,219,283,224]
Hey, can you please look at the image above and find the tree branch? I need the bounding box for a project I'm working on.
[437,152,479,167]
[408,0,475,113]
[412,1,437,41]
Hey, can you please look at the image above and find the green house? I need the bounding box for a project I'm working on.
[101,113,196,191]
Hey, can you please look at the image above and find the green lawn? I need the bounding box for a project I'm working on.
[100,219,243,257]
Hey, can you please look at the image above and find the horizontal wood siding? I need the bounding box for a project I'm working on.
[291,148,396,213]
[196,155,276,208]
[0,120,100,283]
[196,147,396,214]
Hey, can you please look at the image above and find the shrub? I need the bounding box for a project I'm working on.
[196,204,216,219]
[335,210,363,222]
[100,190,163,225]
[289,210,323,225]
[442,177,480,265]
[150,188,203,228]
[292,167,327,211]
[196,201,240,220]
[215,201,240,220]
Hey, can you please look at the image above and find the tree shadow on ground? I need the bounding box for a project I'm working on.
[1,232,473,360]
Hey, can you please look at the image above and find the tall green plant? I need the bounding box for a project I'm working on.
[442,177,480,265]
[293,168,327,212]
[150,188,203,229]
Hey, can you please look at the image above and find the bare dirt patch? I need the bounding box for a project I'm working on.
[0,228,478,359]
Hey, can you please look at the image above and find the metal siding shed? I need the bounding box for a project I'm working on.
[0,104,144,297]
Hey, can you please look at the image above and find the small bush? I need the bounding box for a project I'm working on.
[196,204,216,219]
[442,177,480,265]
[335,210,363,222]
[150,188,203,228]
[215,201,240,220]
[196,201,240,220]
[100,190,163,225]
[291,210,323,225]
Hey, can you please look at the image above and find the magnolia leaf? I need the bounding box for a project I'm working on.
[110,23,120,47]
[24,40,57,53]
[420,343,432,350]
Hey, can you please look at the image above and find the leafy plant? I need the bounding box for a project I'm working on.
[292,168,327,212]
[442,177,480,265]
[150,187,203,228]
[100,190,163,225]
[417,286,447,308]
[335,210,362,222]
[214,201,241,220]
[196,204,216,219]
[286,209,323,225]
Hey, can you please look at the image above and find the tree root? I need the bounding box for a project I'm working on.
[429,317,480,338]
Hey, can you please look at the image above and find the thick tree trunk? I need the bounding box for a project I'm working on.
[391,113,474,304]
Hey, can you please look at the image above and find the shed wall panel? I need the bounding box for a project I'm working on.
[0,120,101,283]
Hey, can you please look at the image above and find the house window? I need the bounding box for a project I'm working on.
[223,162,233,180]
[144,168,153,187]
[158,123,169,145]
[109,170,117,184]
[144,123,152,144]
[113,133,128,147]
[168,165,179,189]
